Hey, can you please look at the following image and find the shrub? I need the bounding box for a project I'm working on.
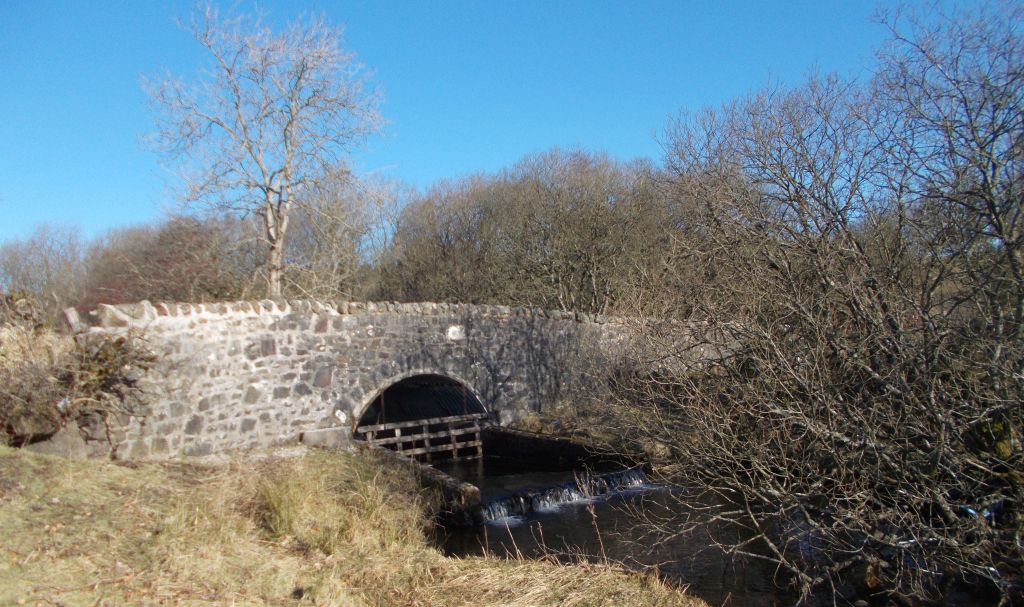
[0,294,154,448]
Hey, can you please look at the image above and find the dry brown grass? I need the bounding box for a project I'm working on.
[0,445,705,607]
[0,324,72,373]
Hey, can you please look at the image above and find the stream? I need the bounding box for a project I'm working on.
[434,458,798,607]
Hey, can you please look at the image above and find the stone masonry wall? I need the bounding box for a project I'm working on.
[74,300,629,459]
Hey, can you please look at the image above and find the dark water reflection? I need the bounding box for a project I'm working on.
[435,461,798,607]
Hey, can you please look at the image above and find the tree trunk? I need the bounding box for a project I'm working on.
[264,201,286,298]
[267,241,284,297]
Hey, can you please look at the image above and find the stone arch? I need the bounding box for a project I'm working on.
[352,368,488,430]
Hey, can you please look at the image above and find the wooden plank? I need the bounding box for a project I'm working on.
[369,426,480,446]
[357,413,486,433]
[356,413,488,434]
[405,439,482,456]
[400,440,482,457]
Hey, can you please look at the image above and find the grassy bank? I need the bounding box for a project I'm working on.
[0,445,705,607]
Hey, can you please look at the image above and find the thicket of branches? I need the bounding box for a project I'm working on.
[373,149,667,313]
[606,5,1024,604]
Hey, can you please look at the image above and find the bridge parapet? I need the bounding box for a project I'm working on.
[72,299,623,332]
[72,300,628,460]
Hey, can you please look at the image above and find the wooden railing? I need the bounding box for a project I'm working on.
[355,412,488,462]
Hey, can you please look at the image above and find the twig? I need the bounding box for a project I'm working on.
[588,504,608,565]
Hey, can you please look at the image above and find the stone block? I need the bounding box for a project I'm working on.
[299,428,349,449]
[126,440,150,459]
[243,386,261,404]
[447,325,466,341]
[92,304,132,327]
[289,300,311,314]
[24,426,90,459]
[183,442,213,457]
[312,366,333,387]
[184,415,204,435]
[63,307,86,332]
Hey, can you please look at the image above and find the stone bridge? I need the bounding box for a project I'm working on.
[74,300,630,459]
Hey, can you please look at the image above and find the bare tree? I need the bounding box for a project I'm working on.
[375,149,667,313]
[498,150,664,314]
[0,224,85,323]
[284,172,403,300]
[81,215,259,307]
[875,1,1024,357]
[146,5,381,296]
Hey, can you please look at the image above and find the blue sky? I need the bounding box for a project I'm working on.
[0,0,901,243]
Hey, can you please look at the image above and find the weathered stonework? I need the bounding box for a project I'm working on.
[77,300,629,460]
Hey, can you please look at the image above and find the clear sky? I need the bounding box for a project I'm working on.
[1,0,905,244]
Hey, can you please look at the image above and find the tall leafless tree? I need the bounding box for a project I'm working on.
[146,5,381,296]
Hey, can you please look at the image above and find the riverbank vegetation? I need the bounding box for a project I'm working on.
[2,2,1021,605]
[0,295,154,452]
[610,6,1024,603]
[0,444,703,607]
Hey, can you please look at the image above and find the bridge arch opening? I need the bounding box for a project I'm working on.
[354,374,488,462]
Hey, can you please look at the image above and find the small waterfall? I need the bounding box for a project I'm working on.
[480,468,648,523]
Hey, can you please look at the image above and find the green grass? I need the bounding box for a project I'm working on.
[0,445,706,607]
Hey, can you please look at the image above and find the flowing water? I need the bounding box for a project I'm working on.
[435,459,798,607]
[474,468,648,522]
